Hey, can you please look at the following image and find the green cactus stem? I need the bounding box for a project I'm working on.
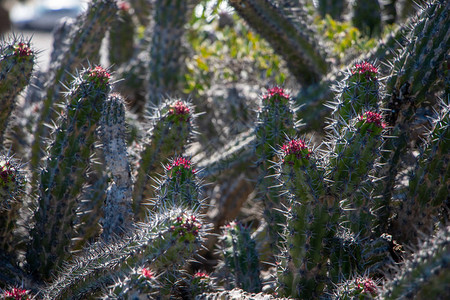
[154,156,203,211]
[229,0,330,85]
[0,38,35,149]
[333,275,379,299]
[27,66,111,280]
[132,99,195,219]
[31,0,117,173]
[276,138,338,299]
[217,221,262,293]
[254,86,297,255]
[316,0,346,21]
[44,207,206,300]
[99,93,133,241]
[146,0,199,106]
[109,2,135,67]
[351,0,383,37]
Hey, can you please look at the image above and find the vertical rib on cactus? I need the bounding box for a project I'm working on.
[27,66,111,280]
[381,225,450,299]
[132,99,195,219]
[99,94,133,241]
[229,0,330,85]
[154,156,202,211]
[391,101,449,244]
[275,139,337,299]
[109,2,135,67]
[218,221,262,293]
[30,0,117,173]
[0,37,34,149]
[254,87,297,255]
[146,0,199,106]
[376,0,449,233]
[44,207,206,300]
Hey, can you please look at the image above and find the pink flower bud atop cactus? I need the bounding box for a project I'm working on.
[2,288,31,300]
[167,100,190,123]
[13,43,33,60]
[118,1,131,11]
[355,277,378,296]
[262,86,290,104]
[141,268,154,279]
[351,62,378,81]
[166,157,196,178]
[357,111,385,135]
[85,66,110,88]
[194,271,209,279]
[169,213,202,241]
[1,156,25,209]
[281,139,311,167]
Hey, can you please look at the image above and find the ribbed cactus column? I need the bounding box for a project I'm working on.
[0,39,34,149]
[146,0,199,106]
[392,101,449,244]
[132,99,195,219]
[254,87,297,255]
[109,1,135,66]
[99,94,133,241]
[31,0,117,172]
[351,0,383,36]
[217,221,262,292]
[229,0,330,85]
[27,66,111,280]
[154,156,202,211]
[44,207,206,300]
[276,139,338,299]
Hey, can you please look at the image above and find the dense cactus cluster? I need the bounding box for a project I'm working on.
[0,0,448,299]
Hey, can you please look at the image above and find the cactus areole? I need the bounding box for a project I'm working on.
[281,139,311,167]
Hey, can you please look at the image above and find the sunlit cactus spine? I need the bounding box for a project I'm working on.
[44,207,206,299]
[254,87,297,254]
[275,138,336,299]
[27,66,112,280]
[102,267,160,299]
[154,156,203,211]
[0,38,34,148]
[0,287,33,300]
[217,221,262,293]
[99,93,133,241]
[333,275,379,299]
[132,99,196,219]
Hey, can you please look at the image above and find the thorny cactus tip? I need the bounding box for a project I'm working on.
[281,138,312,167]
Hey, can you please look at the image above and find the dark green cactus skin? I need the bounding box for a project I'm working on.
[27,66,111,280]
[254,87,297,254]
[351,0,383,37]
[146,0,199,106]
[316,0,346,20]
[218,221,262,293]
[109,2,135,67]
[132,99,195,219]
[30,0,118,173]
[376,1,449,234]
[0,38,34,148]
[229,0,330,85]
[44,207,206,300]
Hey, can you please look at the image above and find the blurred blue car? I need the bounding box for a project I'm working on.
[10,0,87,31]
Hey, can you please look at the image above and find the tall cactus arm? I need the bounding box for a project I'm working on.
[26,66,111,280]
[229,0,330,85]
[0,38,35,149]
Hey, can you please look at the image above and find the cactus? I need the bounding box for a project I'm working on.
[109,1,135,67]
[350,0,383,37]
[217,221,262,292]
[0,37,34,149]
[0,0,448,299]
